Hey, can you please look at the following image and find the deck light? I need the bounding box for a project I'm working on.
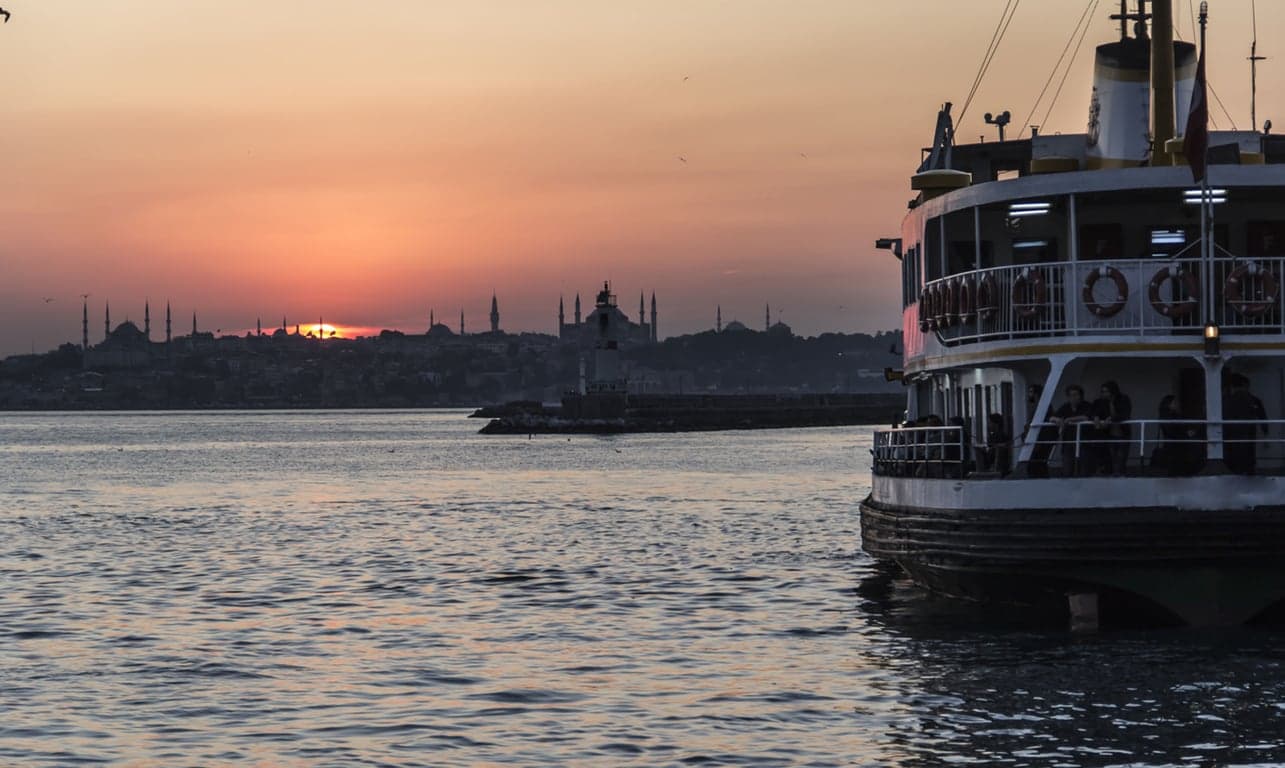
[1184,188,1227,205]
[1008,201,1051,218]
[1204,323,1220,357]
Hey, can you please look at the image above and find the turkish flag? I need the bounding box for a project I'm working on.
[1184,46,1208,182]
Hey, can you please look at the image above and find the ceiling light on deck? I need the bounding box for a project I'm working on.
[1008,201,1051,218]
[1184,188,1228,205]
[1151,229,1186,246]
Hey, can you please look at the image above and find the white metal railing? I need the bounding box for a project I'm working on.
[874,419,1285,478]
[871,425,971,478]
[918,250,1285,344]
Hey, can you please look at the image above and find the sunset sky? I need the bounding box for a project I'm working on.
[1,0,1280,354]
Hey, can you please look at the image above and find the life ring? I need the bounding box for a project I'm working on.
[1147,265,1198,318]
[1225,262,1280,317]
[957,277,976,322]
[918,287,930,332]
[977,274,999,321]
[1011,268,1046,319]
[1082,266,1128,318]
[925,283,939,330]
[932,282,948,329]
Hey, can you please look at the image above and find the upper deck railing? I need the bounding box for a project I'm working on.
[918,247,1285,345]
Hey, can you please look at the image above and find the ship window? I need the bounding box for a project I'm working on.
[1080,223,1122,261]
[1150,227,1187,258]
[1247,221,1285,258]
[1012,238,1058,265]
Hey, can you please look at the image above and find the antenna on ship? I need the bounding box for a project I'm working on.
[1249,0,1267,131]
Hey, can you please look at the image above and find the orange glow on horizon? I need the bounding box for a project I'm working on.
[3,1,1284,356]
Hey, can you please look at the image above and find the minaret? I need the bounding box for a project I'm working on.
[574,293,582,325]
[430,309,435,330]
[256,317,262,337]
[717,305,722,333]
[82,299,89,350]
[281,315,287,333]
[639,292,645,326]
[105,303,111,340]
[490,293,500,333]
[166,302,172,344]
[558,296,565,334]
[650,292,658,343]
[765,304,771,332]
[144,301,151,340]
[192,312,197,336]
[460,309,465,336]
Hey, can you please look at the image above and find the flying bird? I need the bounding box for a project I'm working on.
[677,155,687,164]
[42,297,55,303]
[799,153,808,159]
[682,76,689,82]
[0,8,10,23]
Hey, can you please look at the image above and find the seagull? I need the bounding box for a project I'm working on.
[0,8,9,23]
[799,153,808,159]
[677,155,687,164]
[42,297,54,303]
[682,76,689,82]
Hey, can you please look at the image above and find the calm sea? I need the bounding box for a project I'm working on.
[3,411,1285,767]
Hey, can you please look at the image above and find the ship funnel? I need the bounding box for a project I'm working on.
[1086,37,1152,168]
[1086,37,1199,169]
[1172,41,1199,137]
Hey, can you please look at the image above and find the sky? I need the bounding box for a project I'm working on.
[1,0,1281,355]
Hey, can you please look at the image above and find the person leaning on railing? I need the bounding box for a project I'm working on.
[1154,394,1201,476]
[1224,374,1268,475]
[976,413,1011,476]
[1049,385,1093,477]
[1091,380,1132,476]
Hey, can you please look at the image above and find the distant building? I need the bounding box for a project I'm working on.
[558,281,656,347]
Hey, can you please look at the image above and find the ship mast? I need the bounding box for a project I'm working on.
[1249,0,1266,130]
[1151,0,1176,165]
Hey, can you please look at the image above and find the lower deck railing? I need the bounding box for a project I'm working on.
[872,420,1285,478]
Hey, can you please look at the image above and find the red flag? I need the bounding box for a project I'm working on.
[1184,45,1208,182]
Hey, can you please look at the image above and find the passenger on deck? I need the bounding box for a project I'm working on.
[1155,394,1200,476]
[1224,374,1268,475]
[1092,380,1133,475]
[1050,385,1093,476]
[975,413,1011,476]
[1024,384,1055,478]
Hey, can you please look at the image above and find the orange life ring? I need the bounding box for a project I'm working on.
[977,274,999,321]
[1147,266,1198,318]
[1225,262,1280,317]
[1082,266,1128,318]
[1011,269,1047,319]
[957,277,976,322]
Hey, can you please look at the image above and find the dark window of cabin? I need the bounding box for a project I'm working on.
[1149,227,1188,258]
[1247,221,1285,257]
[1080,223,1123,261]
[924,219,942,281]
[950,240,993,275]
[1012,238,1058,265]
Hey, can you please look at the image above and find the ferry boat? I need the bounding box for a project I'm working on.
[860,0,1285,626]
